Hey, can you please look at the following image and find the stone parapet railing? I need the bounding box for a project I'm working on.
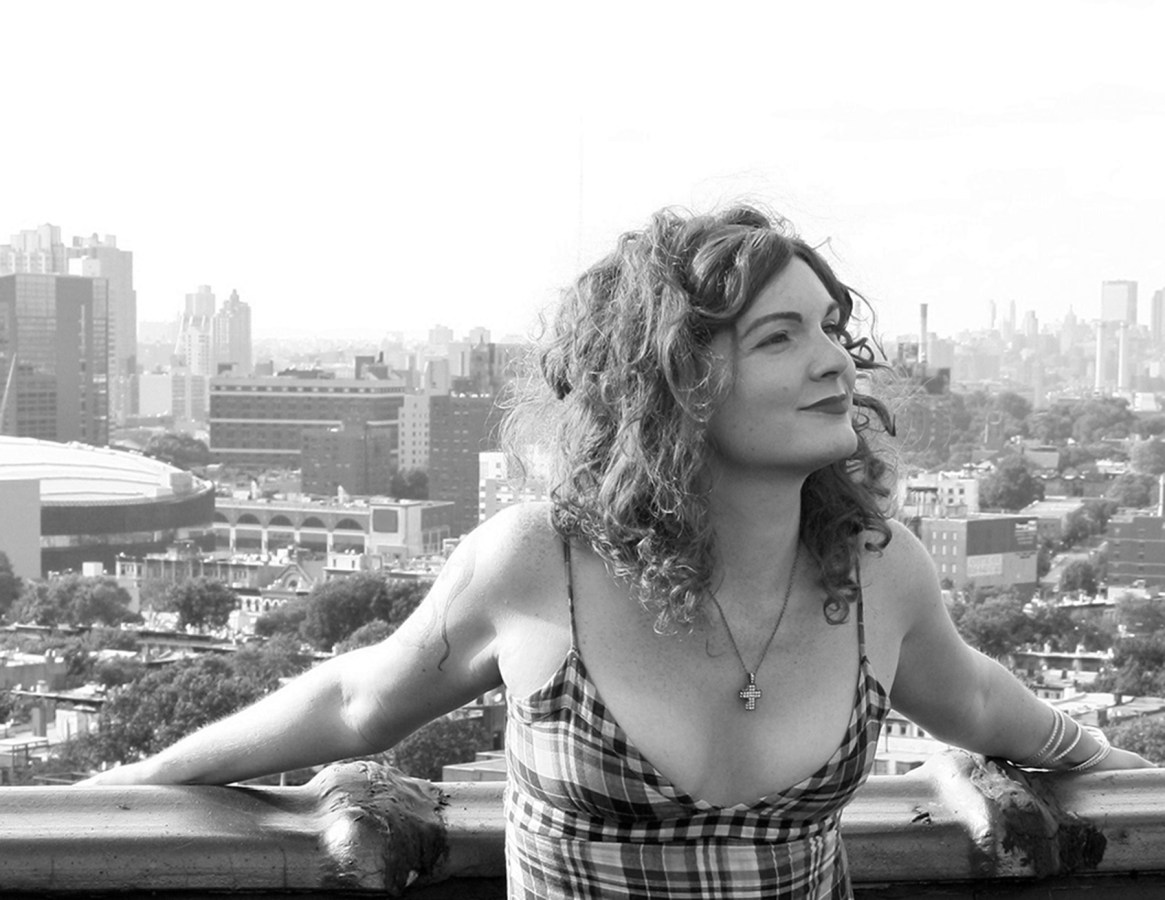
[1,750,1163,897]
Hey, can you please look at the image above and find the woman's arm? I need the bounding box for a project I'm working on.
[884,521,1153,771]
[82,506,535,785]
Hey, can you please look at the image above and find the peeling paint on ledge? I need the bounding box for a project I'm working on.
[311,761,448,894]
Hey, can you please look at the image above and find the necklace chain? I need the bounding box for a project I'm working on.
[708,543,800,712]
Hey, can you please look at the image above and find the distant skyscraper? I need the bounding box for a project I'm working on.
[208,372,405,468]
[0,225,67,273]
[1060,307,1078,355]
[185,285,216,318]
[1101,280,1138,325]
[176,285,215,376]
[174,285,216,423]
[1151,289,1165,345]
[69,234,137,424]
[428,394,503,536]
[0,273,109,445]
[213,289,252,376]
[1,226,136,425]
[428,324,454,347]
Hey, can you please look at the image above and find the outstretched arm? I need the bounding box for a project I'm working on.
[83,513,513,786]
[884,522,1152,772]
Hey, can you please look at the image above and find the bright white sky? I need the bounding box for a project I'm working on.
[2,0,1162,343]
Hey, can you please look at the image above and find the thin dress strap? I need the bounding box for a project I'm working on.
[854,552,867,657]
[562,539,579,651]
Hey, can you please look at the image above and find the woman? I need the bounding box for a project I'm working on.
[86,205,1153,898]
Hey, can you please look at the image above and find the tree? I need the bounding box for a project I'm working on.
[299,575,431,651]
[8,575,140,628]
[1131,439,1165,476]
[1057,444,1101,474]
[1136,416,1165,439]
[949,592,1033,659]
[300,573,395,651]
[254,596,310,638]
[1095,635,1165,698]
[390,468,429,500]
[1115,595,1165,637]
[335,619,395,654]
[1060,499,1117,549]
[161,578,239,631]
[1104,715,1165,765]
[143,432,210,470]
[1036,539,1055,580]
[1105,472,1156,510]
[979,456,1044,511]
[386,715,490,781]
[1069,397,1136,444]
[89,639,314,769]
[93,656,145,688]
[1025,603,1080,652]
[0,551,22,618]
[96,655,273,765]
[1059,560,1099,596]
[230,633,313,685]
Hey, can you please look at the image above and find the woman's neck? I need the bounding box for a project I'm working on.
[706,468,805,598]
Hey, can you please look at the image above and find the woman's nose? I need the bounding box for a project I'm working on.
[810,331,853,380]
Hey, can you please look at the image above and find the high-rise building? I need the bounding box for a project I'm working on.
[1101,280,1138,326]
[174,286,216,422]
[209,371,406,468]
[301,424,397,496]
[398,393,430,470]
[69,234,136,423]
[213,289,252,376]
[176,285,215,375]
[918,515,1039,593]
[185,285,216,318]
[1151,289,1165,346]
[0,273,109,445]
[1059,307,1078,355]
[1,226,135,425]
[428,393,504,537]
[0,225,67,274]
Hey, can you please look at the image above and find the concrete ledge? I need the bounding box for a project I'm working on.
[0,751,1162,896]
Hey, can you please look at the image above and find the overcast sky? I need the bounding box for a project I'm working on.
[2,0,1162,343]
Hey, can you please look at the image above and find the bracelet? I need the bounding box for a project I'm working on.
[1015,707,1065,768]
[1067,727,1113,772]
[1046,716,1084,766]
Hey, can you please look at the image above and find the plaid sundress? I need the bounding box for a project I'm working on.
[504,544,890,899]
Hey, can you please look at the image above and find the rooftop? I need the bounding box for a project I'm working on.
[0,436,207,505]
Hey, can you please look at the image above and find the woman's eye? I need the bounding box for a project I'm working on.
[824,321,845,341]
[757,331,790,348]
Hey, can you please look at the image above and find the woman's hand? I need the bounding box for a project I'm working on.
[77,761,154,786]
[1090,746,1156,771]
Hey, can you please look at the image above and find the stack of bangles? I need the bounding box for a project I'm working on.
[1012,706,1113,772]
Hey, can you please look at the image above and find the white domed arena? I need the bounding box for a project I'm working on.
[0,436,215,576]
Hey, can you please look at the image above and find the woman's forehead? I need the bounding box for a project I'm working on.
[738,258,837,327]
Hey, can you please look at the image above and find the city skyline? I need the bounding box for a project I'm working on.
[1,1,1162,343]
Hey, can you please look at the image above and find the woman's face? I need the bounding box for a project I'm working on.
[705,257,858,477]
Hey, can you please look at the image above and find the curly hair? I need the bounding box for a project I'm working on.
[503,204,895,632]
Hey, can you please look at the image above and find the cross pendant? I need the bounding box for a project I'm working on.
[739,672,762,711]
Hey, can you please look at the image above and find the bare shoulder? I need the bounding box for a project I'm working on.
[440,502,563,616]
[860,518,941,614]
